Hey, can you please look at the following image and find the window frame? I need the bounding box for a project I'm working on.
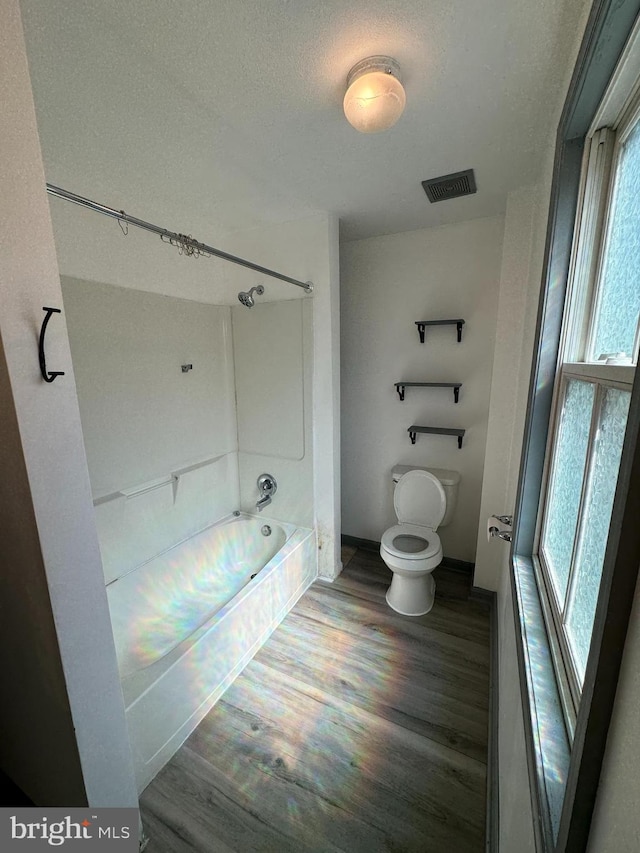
[509,1,640,851]
[533,99,638,724]
[532,83,640,743]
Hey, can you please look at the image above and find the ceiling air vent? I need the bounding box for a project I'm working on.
[422,169,477,203]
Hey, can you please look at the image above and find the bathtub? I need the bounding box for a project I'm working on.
[107,513,316,792]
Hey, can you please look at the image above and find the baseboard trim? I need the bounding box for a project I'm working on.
[486,589,499,852]
[341,535,475,575]
[470,585,495,605]
[442,556,475,575]
[341,533,379,552]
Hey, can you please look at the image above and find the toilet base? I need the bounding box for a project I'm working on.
[386,572,436,617]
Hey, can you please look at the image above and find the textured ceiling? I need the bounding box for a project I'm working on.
[20,0,587,243]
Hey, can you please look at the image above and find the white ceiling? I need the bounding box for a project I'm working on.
[20,0,587,243]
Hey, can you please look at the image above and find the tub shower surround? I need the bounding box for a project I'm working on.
[61,279,322,788]
[108,513,315,791]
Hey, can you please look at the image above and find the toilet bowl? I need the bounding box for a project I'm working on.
[380,467,459,616]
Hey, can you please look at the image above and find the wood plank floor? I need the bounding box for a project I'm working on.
[140,548,491,853]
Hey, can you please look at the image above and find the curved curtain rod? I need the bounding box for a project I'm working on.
[45,183,314,293]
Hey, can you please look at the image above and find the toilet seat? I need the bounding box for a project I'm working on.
[381,523,441,561]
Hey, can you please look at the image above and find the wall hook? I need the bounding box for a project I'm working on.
[39,307,65,383]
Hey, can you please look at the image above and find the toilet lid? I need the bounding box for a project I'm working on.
[394,470,446,528]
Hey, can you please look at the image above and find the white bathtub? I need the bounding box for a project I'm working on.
[107,513,316,792]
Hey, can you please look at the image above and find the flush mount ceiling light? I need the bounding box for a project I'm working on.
[343,56,406,133]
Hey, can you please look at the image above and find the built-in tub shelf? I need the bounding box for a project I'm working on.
[408,425,466,449]
[415,319,465,343]
[395,382,462,403]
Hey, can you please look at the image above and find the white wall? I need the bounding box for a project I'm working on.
[465,184,546,851]
[340,216,504,563]
[233,298,314,528]
[587,571,640,852]
[0,0,137,806]
[481,169,558,851]
[314,214,341,580]
[62,278,239,583]
[474,187,539,591]
[466,163,575,853]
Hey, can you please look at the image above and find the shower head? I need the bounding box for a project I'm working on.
[237,285,265,308]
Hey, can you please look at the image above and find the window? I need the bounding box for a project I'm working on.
[535,105,638,728]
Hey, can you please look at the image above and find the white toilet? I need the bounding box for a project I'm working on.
[380,465,460,616]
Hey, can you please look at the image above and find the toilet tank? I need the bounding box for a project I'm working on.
[392,465,460,528]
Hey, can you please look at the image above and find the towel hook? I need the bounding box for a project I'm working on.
[39,307,65,383]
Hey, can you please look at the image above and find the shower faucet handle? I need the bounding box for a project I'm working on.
[257,473,277,496]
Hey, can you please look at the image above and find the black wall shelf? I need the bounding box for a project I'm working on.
[395,382,462,403]
[415,319,465,343]
[408,425,466,449]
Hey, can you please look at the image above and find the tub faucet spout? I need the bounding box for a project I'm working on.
[256,494,272,512]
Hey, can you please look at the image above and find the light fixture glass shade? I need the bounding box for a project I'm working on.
[343,56,406,133]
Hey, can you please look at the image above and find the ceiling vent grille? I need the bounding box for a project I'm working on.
[422,169,477,203]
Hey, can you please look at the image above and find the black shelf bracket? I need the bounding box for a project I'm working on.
[396,385,405,401]
[39,307,65,383]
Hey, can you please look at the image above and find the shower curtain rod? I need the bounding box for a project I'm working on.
[45,184,314,293]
